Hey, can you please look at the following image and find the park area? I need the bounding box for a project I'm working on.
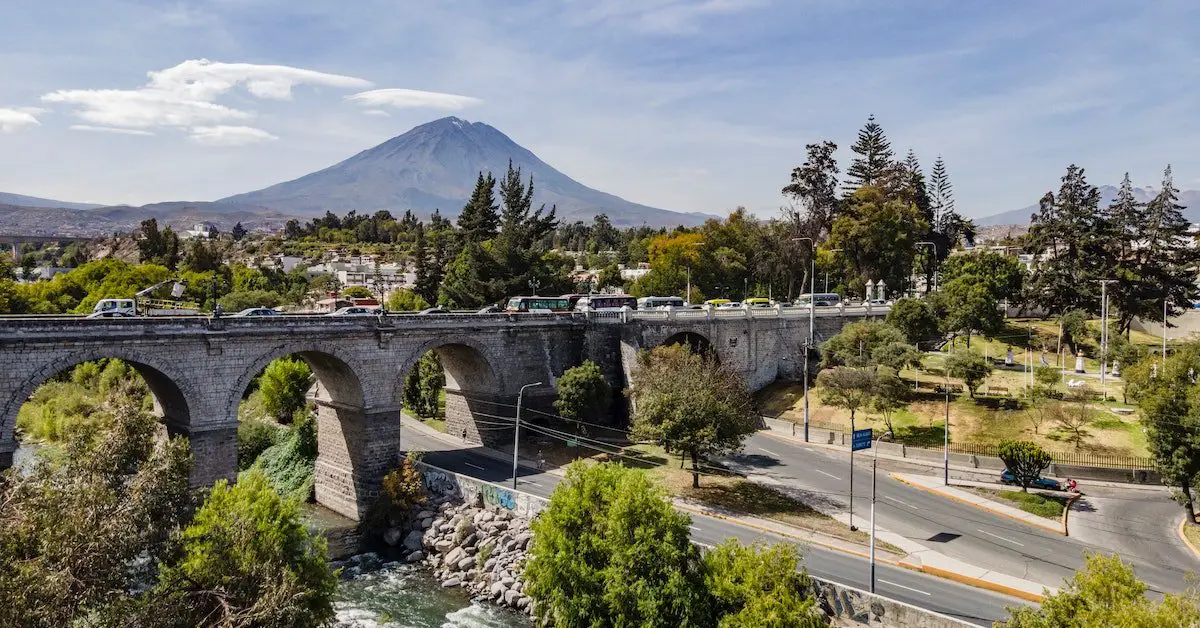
[758,319,1162,464]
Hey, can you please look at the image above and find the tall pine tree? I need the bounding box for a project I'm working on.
[412,222,437,303]
[1136,166,1200,329]
[844,115,894,192]
[1026,165,1105,317]
[457,171,499,244]
[1104,174,1145,332]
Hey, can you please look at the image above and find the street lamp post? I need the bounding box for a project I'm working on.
[869,433,890,593]
[793,237,815,442]
[512,382,543,491]
[529,278,541,296]
[943,350,951,486]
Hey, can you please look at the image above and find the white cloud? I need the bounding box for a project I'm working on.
[0,108,41,132]
[70,125,156,136]
[363,109,391,117]
[188,125,279,146]
[41,59,374,140]
[346,88,482,111]
[147,59,372,101]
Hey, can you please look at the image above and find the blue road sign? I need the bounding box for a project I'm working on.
[852,428,873,452]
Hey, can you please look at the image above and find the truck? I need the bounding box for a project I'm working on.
[87,280,201,317]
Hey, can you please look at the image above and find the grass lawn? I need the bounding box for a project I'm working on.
[1183,523,1200,556]
[971,488,1068,520]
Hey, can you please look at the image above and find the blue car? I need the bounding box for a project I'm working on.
[1000,470,1061,491]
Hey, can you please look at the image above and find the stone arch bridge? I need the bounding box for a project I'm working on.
[0,306,885,519]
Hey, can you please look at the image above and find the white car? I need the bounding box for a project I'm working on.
[232,307,279,317]
[327,306,378,316]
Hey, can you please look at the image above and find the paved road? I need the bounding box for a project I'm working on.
[732,431,1198,596]
[401,427,1027,626]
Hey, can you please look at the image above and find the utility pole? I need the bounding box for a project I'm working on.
[1163,298,1169,357]
[870,434,889,593]
[943,350,951,486]
[1096,280,1115,395]
[512,382,542,491]
[849,413,856,531]
[793,237,815,442]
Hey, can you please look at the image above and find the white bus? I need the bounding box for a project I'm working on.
[637,296,685,310]
[796,293,842,307]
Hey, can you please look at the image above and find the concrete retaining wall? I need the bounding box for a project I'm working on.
[416,461,546,519]
[812,579,975,627]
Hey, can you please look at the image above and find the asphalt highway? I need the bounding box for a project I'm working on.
[731,431,1198,596]
[402,427,1029,626]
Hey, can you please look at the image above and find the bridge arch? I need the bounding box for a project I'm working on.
[2,348,196,447]
[232,343,389,521]
[661,330,717,360]
[396,335,509,447]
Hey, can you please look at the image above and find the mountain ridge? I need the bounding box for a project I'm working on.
[217,116,715,227]
[976,185,1200,226]
[0,192,103,211]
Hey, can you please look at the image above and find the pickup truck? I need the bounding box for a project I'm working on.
[89,298,200,317]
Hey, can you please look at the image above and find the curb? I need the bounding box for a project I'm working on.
[670,501,875,561]
[917,564,1046,603]
[891,473,1066,536]
[672,500,1047,603]
[1179,518,1200,561]
[1062,493,1081,536]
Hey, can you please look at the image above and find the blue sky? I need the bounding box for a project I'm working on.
[1,0,1197,219]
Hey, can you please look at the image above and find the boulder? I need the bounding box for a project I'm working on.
[403,530,423,552]
[504,589,520,605]
[416,510,435,520]
[434,539,454,553]
[383,527,403,546]
[445,547,466,566]
[490,581,507,598]
[457,556,477,571]
[421,517,434,529]
[441,577,462,588]
[405,550,425,563]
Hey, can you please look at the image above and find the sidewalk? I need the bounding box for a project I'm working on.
[892,473,1066,535]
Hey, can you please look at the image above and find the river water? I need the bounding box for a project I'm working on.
[333,555,528,628]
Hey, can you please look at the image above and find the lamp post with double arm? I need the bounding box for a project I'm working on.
[793,237,815,442]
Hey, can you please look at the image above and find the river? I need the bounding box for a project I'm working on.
[333,554,528,628]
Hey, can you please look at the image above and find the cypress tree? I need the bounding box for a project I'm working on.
[457,171,499,244]
[781,141,840,239]
[412,223,436,303]
[1026,165,1105,317]
[1139,166,1200,328]
[844,115,894,191]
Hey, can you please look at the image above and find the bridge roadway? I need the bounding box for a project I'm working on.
[401,424,1026,626]
[0,306,886,521]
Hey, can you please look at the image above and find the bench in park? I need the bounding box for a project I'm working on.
[987,386,1010,396]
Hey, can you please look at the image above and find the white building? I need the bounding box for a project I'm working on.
[184,222,217,239]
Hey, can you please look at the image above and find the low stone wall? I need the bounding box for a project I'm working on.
[812,579,975,627]
[416,461,545,519]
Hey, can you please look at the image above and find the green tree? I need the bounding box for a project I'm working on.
[403,352,445,418]
[821,320,908,368]
[871,340,922,372]
[231,221,248,241]
[871,367,909,440]
[819,366,877,427]
[886,298,941,345]
[704,540,823,628]
[1025,165,1105,317]
[0,396,192,627]
[342,285,373,299]
[524,462,712,627]
[147,471,337,628]
[247,411,318,501]
[412,223,438,304]
[259,357,314,422]
[937,278,1004,347]
[1059,309,1090,355]
[181,237,221,272]
[940,250,1025,303]
[387,288,430,311]
[1125,344,1200,523]
[457,171,500,243]
[1004,553,1200,627]
[997,440,1052,492]
[844,114,894,191]
[554,361,612,428]
[136,218,181,270]
[829,185,928,295]
[946,350,992,398]
[630,345,759,487]
[782,140,841,240]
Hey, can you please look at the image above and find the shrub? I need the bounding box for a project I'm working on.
[237,417,282,471]
[247,411,317,501]
[259,357,313,423]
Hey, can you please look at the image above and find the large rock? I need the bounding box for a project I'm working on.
[442,577,462,588]
[383,527,403,546]
[504,589,520,605]
[434,539,454,553]
[403,529,423,552]
[405,550,425,563]
[457,556,477,571]
[416,510,435,520]
[445,547,466,566]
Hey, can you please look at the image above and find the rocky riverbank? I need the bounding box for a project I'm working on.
[383,494,535,619]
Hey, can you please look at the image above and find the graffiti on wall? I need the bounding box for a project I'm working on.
[416,462,545,519]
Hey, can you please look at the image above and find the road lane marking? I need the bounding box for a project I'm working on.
[757,447,780,457]
[690,526,701,532]
[976,529,1025,547]
[694,541,714,549]
[465,462,486,471]
[814,469,842,481]
[883,495,918,509]
[518,480,542,487]
[878,579,931,596]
